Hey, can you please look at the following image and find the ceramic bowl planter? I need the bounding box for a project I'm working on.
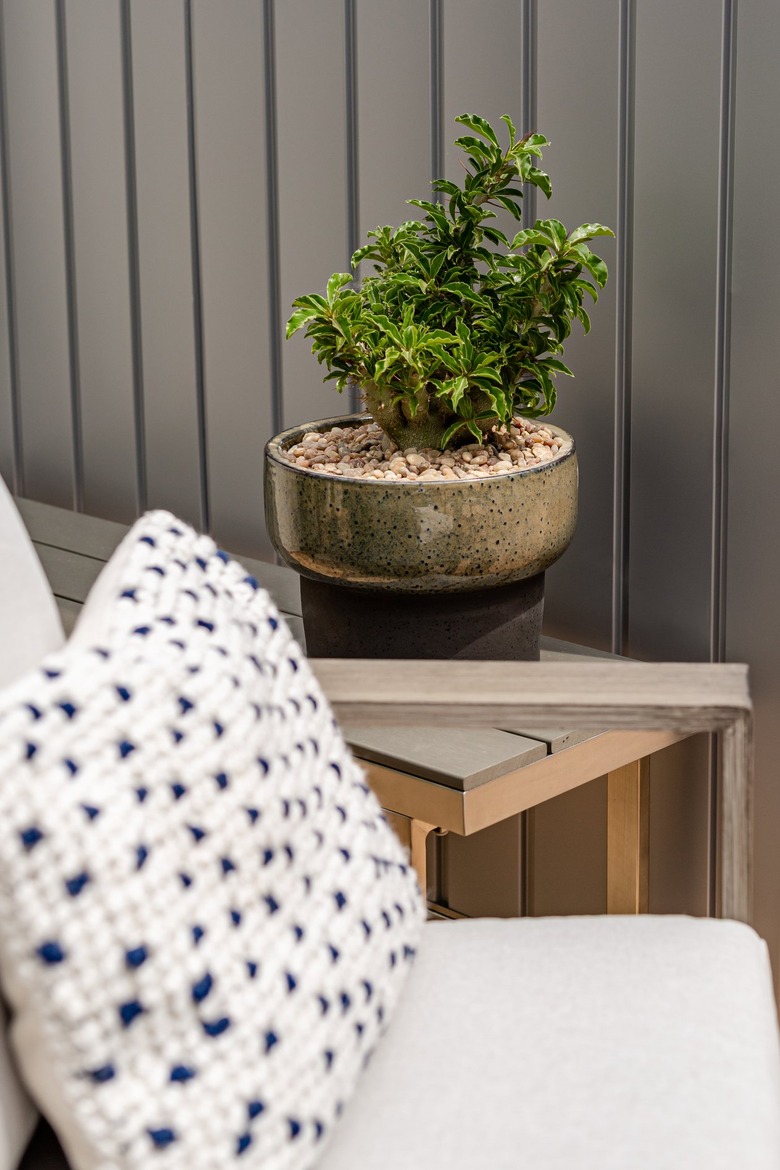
[264,414,577,661]
[274,114,609,661]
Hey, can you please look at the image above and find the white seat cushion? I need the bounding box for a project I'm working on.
[320,915,780,1170]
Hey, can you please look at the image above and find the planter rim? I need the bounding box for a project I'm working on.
[264,412,576,484]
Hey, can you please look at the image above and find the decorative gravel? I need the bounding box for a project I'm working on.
[282,417,572,481]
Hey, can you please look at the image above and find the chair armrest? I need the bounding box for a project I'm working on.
[310,659,750,731]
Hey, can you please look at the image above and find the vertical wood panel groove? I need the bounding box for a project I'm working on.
[612,0,635,655]
[711,0,736,667]
[0,0,21,493]
[276,0,349,430]
[708,0,738,917]
[519,0,537,911]
[521,0,537,228]
[429,0,443,187]
[54,0,83,513]
[344,0,359,413]
[262,0,282,439]
[120,0,146,514]
[184,0,209,532]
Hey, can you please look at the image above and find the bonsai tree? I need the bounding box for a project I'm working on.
[287,113,613,451]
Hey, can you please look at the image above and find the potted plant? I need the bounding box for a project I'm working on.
[265,114,612,660]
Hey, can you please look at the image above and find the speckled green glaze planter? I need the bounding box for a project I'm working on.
[264,414,578,662]
[265,414,577,593]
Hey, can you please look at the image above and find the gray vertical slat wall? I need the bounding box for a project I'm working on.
[0,11,13,492]
[536,0,619,653]
[275,0,348,430]
[437,0,529,914]
[189,0,274,558]
[728,0,780,969]
[629,1,723,664]
[1,0,74,507]
[62,0,137,521]
[129,0,204,530]
[1,0,779,984]
[355,0,430,256]
[530,0,621,914]
[441,0,525,178]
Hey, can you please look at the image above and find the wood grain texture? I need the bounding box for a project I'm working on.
[312,659,751,730]
[719,712,753,922]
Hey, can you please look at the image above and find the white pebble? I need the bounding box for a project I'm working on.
[281,416,565,481]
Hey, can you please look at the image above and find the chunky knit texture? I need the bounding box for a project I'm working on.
[0,512,425,1170]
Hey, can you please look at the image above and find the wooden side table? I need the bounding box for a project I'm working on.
[345,708,681,916]
[17,497,704,920]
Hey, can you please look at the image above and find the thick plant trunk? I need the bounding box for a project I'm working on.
[361,381,454,451]
[360,380,497,451]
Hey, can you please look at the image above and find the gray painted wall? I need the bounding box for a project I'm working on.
[1,2,778,980]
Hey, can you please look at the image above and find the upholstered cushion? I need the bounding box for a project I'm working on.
[16,916,780,1170]
[320,915,780,1170]
[0,512,424,1170]
[0,480,65,1170]
[0,480,64,691]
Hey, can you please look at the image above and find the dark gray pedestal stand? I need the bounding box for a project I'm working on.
[300,571,545,661]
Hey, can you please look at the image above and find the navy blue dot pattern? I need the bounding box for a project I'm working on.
[0,511,424,1170]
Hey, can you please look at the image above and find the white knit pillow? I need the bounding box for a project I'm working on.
[0,512,425,1170]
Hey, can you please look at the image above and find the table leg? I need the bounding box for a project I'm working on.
[410,818,438,896]
[718,714,753,922]
[607,759,650,913]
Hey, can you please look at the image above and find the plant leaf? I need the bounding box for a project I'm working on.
[455,113,501,147]
[441,419,469,448]
[285,306,321,338]
[567,223,615,246]
[500,113,517,146]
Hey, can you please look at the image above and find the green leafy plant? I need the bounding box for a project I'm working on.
[287,113,613,451]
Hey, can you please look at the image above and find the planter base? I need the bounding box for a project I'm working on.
[300,572,545,661]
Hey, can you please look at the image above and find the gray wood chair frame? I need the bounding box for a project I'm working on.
[314,659,753,923]
[14,496,752,924]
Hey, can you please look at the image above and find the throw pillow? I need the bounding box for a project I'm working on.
[0,512,425,1170]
